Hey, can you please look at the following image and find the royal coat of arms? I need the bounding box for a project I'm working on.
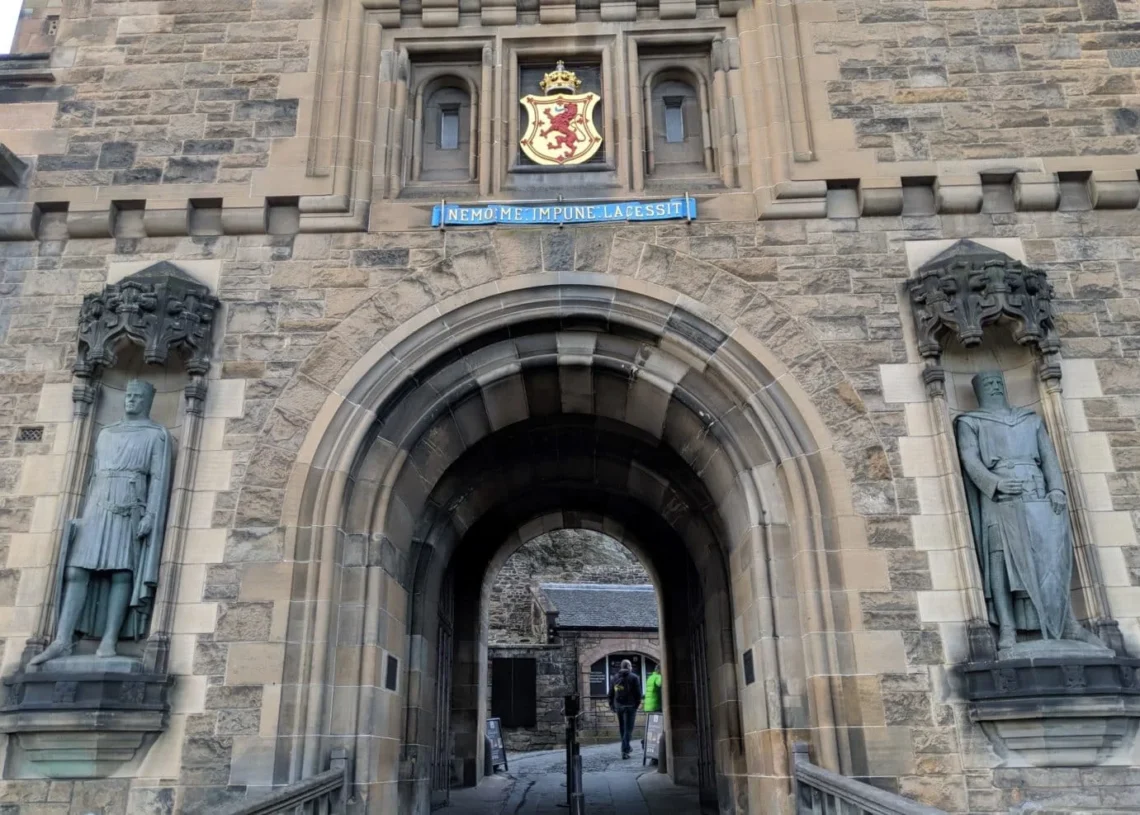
[520,61,603,166]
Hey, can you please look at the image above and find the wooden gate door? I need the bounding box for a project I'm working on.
[430,577,455,808]
[689,568,717,811]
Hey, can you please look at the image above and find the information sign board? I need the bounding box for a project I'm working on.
[486,717,508,771]
[643,712,664,766]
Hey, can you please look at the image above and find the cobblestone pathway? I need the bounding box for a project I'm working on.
[438,741,703,815]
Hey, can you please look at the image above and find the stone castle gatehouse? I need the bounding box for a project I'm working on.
[0,0,1140,813]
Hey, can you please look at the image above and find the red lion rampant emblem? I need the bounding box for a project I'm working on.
[520,88,602,166]
[540,103,580,160]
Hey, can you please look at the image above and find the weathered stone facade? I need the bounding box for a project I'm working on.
[8,0,61,56]
[4,219,1139,813]
[2,0,1140,814]
[487,627,662,751]
[488,530,650,644]
[824,0,1140,165]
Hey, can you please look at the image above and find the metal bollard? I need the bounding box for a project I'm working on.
[562,694,584,812]
[569,753,585,814]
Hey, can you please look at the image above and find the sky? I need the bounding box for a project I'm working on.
[0,0,21,54]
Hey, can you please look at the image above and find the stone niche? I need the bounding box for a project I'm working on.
[0,261,220,779]
[908,240,1140,768]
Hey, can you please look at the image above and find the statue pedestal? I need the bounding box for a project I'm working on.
[0,656,172,779]
[28,654,148,674]
[999,639,1116,660]
[963,651,1140,768]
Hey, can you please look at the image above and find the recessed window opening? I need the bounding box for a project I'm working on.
[439,103,460,151]
[647,74,708,179]
[664,96,685,143]
[16,426,43,443]
[417,80,473,182]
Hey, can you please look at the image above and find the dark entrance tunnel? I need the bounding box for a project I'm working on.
[408,417,732,808]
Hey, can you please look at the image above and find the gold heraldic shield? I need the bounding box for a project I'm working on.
[520,92,603,166]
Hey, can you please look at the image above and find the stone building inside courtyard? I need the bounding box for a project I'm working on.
[483,531,663,751]
[2,0,1140,813]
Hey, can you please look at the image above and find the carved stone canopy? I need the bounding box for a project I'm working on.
[907,240,1060,363]
[74,262,220,379]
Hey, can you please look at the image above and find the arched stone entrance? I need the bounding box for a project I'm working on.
[270,270,866,815]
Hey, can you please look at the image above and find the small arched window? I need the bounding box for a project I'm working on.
[647,73,711,179]
[663,95,686,143]
[417,80,475,183]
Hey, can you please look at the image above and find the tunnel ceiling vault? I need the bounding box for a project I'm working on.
[344,321,787,563]
[407,419,722,597]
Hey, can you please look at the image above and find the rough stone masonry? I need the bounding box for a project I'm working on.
[1,0,1140,813]
[488,530,650,644]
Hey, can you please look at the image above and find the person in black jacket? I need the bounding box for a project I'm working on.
[607,659,643,759]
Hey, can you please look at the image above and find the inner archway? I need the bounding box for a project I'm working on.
[485,525,663,751]
[275,275,864,815]
[422,416,730,803]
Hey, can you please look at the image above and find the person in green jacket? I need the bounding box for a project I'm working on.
[641,666,663,761]
[643,667,662,712]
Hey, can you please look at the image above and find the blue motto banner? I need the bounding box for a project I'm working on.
[431,197,696,227]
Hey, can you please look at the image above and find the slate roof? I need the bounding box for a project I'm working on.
[539,583,659,630]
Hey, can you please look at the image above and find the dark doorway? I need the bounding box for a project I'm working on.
[490,657,537,728]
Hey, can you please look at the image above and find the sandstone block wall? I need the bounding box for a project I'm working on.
[7,0,1140,227]
[3,0,1140,811]
[16,0,307,189]
[819,0,1140,166]
[0,216,1136,810]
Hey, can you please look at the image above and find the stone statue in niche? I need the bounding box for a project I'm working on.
[30,380,172,666]
[955,371,1106,655]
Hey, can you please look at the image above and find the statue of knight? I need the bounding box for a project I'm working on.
[955,371,1105,654]
[31,380,173,666]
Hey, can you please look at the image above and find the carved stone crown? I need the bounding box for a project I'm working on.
[539,61,582,94]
